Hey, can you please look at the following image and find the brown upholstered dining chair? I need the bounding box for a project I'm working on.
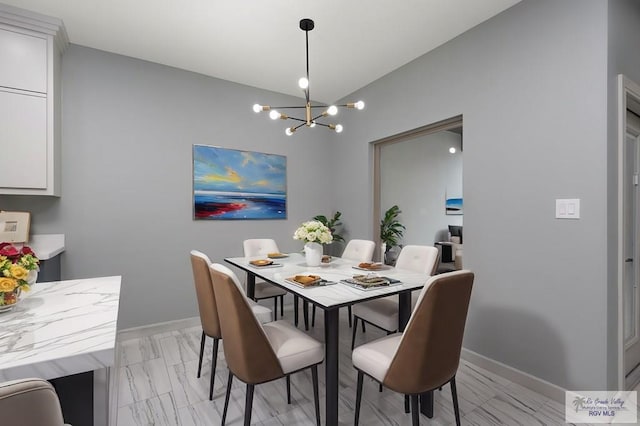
[0,378,66,426]
[190,250,272,400]
[351,245,440,349]
[352,270,474,426]
[243,239,288,318]
[210,263,324,426]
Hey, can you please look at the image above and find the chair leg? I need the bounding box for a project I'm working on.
[222,371,233,425]
[451,377,461,426]
[311,365,321,426]
[404,395,410,413]
[209,337,220,400]
[286,375,291,404]
[244,383,255,426]
[410,394,419,426]
[354,371,364,426]
[348,306,352,328]
[197,331,205,378]
[361,319,366,333]
[379,383,383,392]
[303,301,309,331]
[351,317,359,350]
[294,295,299,326]
[280,295,284,317]
[312,305,316,327]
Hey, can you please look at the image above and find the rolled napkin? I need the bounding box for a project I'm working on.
[358,262,383,270]
[267,252,286,258]
[291,274,321,286]
[250,259,273,266]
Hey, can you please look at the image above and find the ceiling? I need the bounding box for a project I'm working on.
[3,0,521,104]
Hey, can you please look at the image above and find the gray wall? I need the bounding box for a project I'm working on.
[333,0,608,390]
[0,45,338,329]
[380,131,462,246]
[1,0,633,392]
[606,0,640,388]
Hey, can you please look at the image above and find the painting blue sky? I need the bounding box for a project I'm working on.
[193,145,286,219]
[446,197,463,215]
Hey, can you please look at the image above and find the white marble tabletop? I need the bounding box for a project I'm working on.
[225,253,430,308]
[0,276,121,381]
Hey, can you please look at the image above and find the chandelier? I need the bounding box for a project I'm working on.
[252,18,365,136]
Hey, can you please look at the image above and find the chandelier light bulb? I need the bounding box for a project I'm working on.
[355,101,365,110]
[269,110,280,120]
[327,105,338,116]
[285,127,295,136]
[298,77,309,89]
[253,104,262,113]
[449,147,456,154]
[335,124,344,133]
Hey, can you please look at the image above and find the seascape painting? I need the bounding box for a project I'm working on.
[445,197,463,215]
[193,145,287,220]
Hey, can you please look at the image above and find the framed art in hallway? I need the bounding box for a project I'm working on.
[192,145,287,220]
[446,197,463,215]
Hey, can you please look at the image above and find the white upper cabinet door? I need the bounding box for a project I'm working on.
[0,89,47,189]
[0,28,47,93]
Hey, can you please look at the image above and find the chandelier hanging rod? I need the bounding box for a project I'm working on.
[252,18,365,136]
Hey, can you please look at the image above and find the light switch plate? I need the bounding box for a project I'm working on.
[556,199,580,219]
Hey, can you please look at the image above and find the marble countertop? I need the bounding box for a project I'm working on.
[0,276,121,381]
[28,233,65,260]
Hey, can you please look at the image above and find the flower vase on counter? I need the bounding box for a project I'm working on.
[0,243,40,312]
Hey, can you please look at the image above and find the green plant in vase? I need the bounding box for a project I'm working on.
[313,211,344,243]
[380,205,405,264]
[313,211,344,255]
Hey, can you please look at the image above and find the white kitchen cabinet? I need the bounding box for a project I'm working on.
[0,4,67,196]
[0,28,47,93]
[0,89,47,189]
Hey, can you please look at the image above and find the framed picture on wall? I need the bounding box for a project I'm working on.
[0,211,31,242]
[192,145,287,220]
[445,197,463,215]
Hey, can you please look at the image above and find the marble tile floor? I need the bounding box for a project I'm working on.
[114,301,588,426]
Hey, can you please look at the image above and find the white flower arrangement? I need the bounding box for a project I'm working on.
[293,220,333,244]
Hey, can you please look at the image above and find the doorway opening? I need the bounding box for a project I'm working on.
[618,75,640,390]
[372,115,463,265]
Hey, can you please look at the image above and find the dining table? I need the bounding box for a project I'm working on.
[225,253,434,424]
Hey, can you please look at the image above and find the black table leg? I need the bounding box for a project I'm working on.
[294,295,299,326]
[324,307,339,425]
[420,391,434,418]
[246,272,256,300]
[50,371,94,425]
[398,291,411,331]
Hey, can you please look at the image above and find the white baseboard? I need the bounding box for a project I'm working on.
[461,347,566,403]
[117,316,201,341]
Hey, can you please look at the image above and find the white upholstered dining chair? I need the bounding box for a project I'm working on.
[190,250,272,400]
[243,239,288,319]
[351,245,439,349]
